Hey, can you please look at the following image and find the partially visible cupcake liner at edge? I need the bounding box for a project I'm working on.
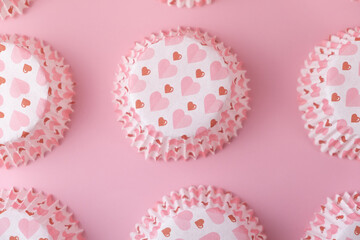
[131,185,266,240]
[303,192,360,240]
[298,27,360,160]
[113,27,250,161]
[0,35,74,168]
[0,188,85,239]
[0,0,31,20]
[160,0,212,8]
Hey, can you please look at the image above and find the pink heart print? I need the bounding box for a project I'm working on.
[206,208,225,224]
[346,88,360,107]
[210,61,229,80]
[204,94,224,114]
[199,232,221,240]
[10,110,30,131]
[150,91,169,111]
[0,217,10,236]
[165,36,184,46]
[10,78,30,98]
[232,226,251,240]
[129,74,146,93]
[326,67,345,86]
[36,68,48,86]
[173,210,194,231]
[36,98,51,118]
[187,43,207,63]
[138,48,155,61]
[339,43,358,56]
[158,59,177,78]
[11,45,31,64]
[18,218,41,238]
[181,76,201,96]
[173,109,192,129]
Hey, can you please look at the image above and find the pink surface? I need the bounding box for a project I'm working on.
[0,0,360,239]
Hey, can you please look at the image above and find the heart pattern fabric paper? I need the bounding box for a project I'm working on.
[0,35,74,169]
[114,27,250,161]
[0,42,49,144]
[160,0,212,8]
[303,192,360,240]
[298,28,360,160]
[131,186,266,240]
[0,188,84,240]
[129,37,231,137]
[0,0,31,20]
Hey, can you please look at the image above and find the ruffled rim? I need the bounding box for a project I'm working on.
[0,188,84,239]
[298,27,360,160]
[114,26,250,161]
[0,35,74,168]
[159,0,212,8]
[303,192,360,240]
[0,0,31,20]
[131,185,266,240]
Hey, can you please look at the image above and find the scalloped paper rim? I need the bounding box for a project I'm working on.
[113,26,250,161]
[131,185,266,240]
[303,192,360,240]
[0,188,84,240]
[0,35,74,168]
[297,27,360,160]
[0,0,31,20]
[160,0,212,8]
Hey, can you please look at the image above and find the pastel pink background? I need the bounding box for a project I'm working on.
[0,0,360,239]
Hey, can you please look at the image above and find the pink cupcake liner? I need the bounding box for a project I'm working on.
[303,192,360,240]
[131,185,266,240]
[160,0,212,8]
[0,0,31,20]
[114,27,250,161]
[298,27,360,160]
[0,35,74,168]
[0,188,84,240]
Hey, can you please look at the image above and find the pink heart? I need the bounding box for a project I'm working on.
[18,218,40,238]
[150,91,169,111]
[158,59,177,79]
[36,68,48,86]
[10,78,30,98]
[210,61,228,80]
[128,74,146,93]
[204,94,224,114]
[173,109,192,129]
[181,77,200,96]
[0,217,10,236]
[138,48,155,61]
[326,67,345,86]
[339,43,358,56]
[165,36,184,46]
[173,210,193,231]
[337,119,353,135]
[346,88,360,107]
[232,226,250,240]
[37,98,51,118]
[10,111,30,131]
[206,207,225,224]
[199,232,221,240]
[187,43,207,63]
[11,45,31,64]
